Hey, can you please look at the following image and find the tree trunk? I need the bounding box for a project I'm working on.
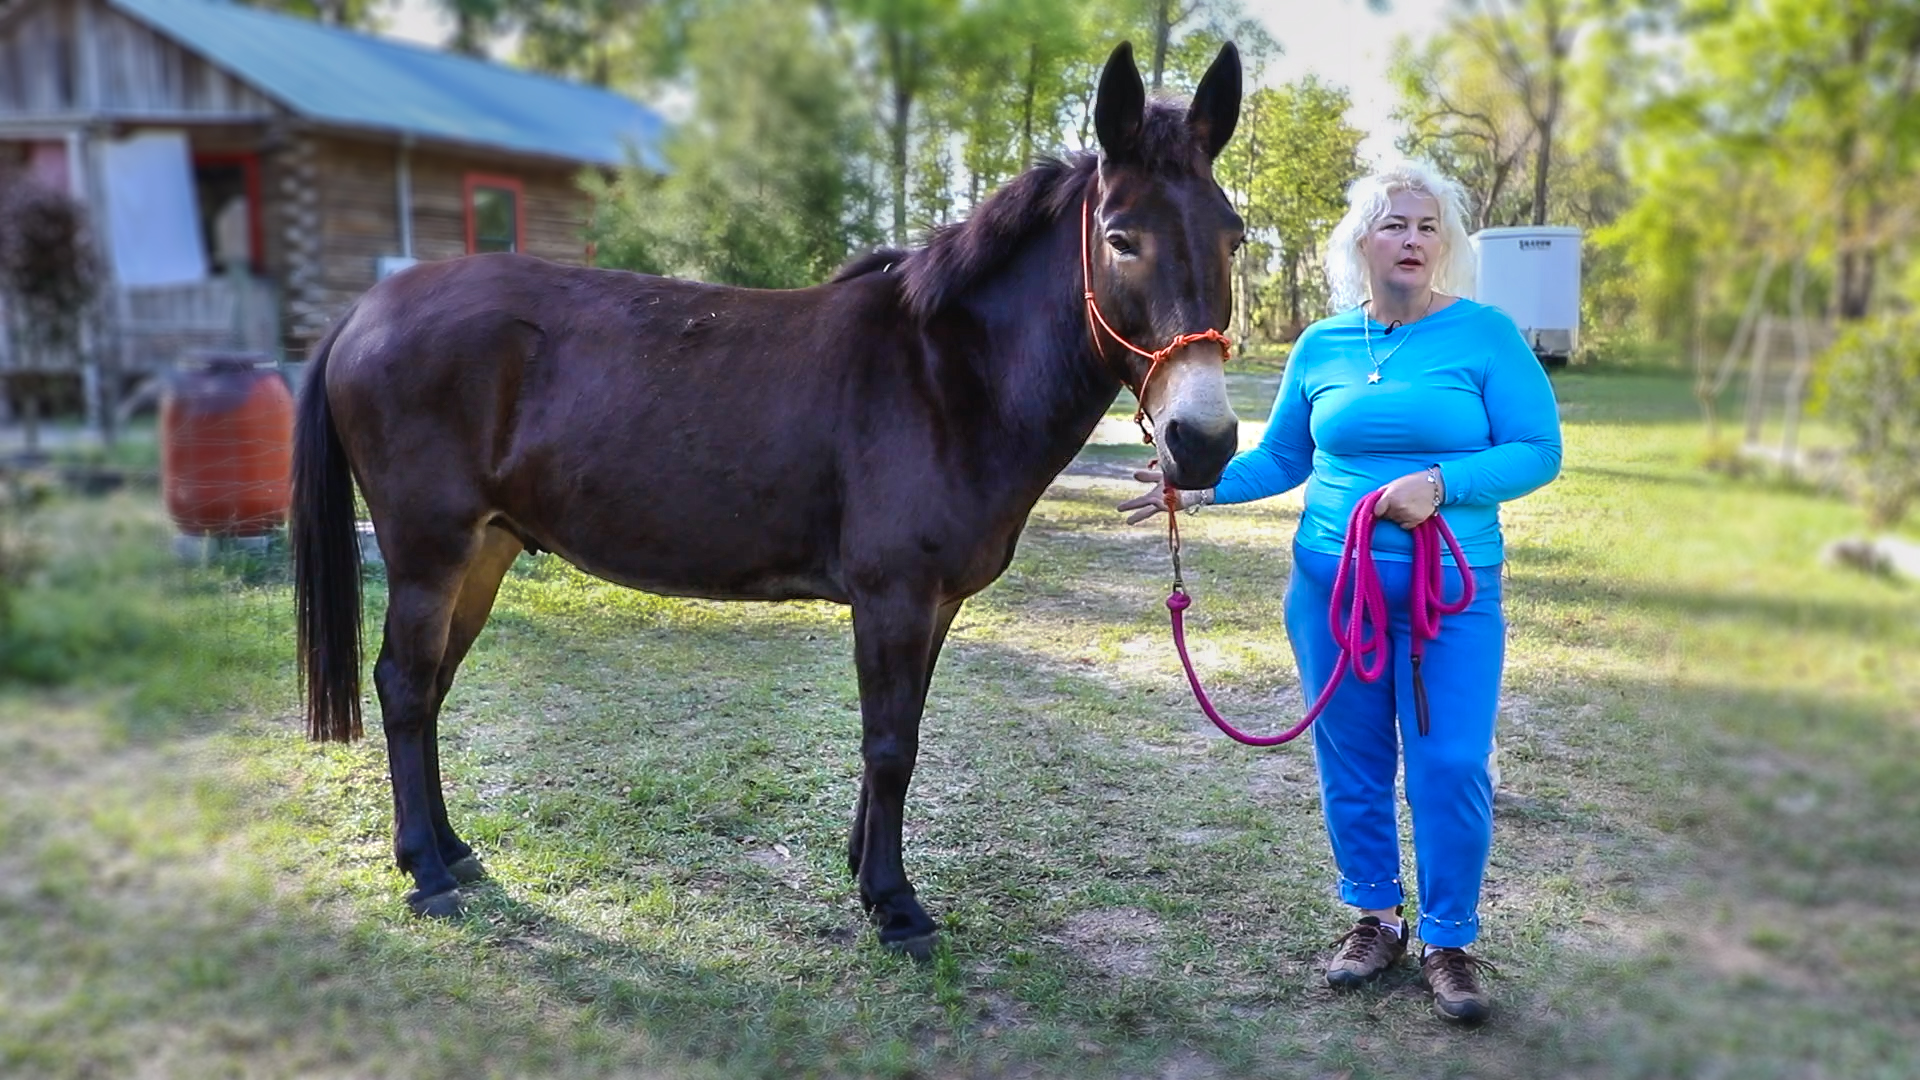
[1236,249,1250,343]
[1529,130,1553,225]
[1021,44,1038,168]
[1838,248,1875,320]
[1483,153,1517,231]
[451,11,486,57]
[885,29,914,247]
[1151,0,1172,90]
[1530,11,1565,226]
[1286,250,1302,335]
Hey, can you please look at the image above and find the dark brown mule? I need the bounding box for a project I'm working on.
[292,41,1244,956]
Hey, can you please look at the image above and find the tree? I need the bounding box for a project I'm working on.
[1600,0,1920,357]
[1121,0,1277,91]
[242,0,381,29]
[829,0,967,246]
[1392,0,1624,230]
[1217,78,1364,343]
[584,0,878,287]
[1815,315,1920,528]
[1454,0,1579,226]
[430,0,507,57]
[1391,33,1536,230]
[505,0,690,88]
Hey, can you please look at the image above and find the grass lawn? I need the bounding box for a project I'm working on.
[1,366,1915,1079]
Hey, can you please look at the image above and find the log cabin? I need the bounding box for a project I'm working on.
[0,0,666,422]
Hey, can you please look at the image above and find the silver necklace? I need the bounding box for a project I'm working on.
[1363,294,1434,384]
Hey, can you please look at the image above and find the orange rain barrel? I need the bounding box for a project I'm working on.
[160,353,295,537]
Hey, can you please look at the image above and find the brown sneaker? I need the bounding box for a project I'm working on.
[1324,915,1407,989]
[1418,947,1497,1025]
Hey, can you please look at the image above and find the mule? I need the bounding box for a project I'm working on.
[291,40,1245,956]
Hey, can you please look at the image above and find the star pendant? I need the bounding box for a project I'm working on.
[1367,370,1382,384]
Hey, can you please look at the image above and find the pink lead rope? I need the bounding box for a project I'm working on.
[1166,488,1476,746]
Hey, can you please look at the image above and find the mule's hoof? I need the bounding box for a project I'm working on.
[406,887,463,918]
[882,931,939,963]
[446,855,488,885]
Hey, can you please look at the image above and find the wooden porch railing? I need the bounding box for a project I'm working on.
[0,273,280,372]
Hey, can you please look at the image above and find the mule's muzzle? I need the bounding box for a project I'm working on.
[1158,413,1237,489]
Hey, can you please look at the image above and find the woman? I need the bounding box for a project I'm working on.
[1119,160,1562,1025]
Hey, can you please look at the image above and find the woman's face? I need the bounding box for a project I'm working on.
[1364,189,1443,298]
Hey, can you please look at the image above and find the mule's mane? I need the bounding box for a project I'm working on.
[832,100,1210,322]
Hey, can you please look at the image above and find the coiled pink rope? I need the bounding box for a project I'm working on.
[1167,489,1475,746]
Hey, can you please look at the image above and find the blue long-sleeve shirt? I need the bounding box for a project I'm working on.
[1212,299,1562,566]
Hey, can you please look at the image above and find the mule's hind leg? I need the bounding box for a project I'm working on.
[427,525,524,884]
[372,524,489,917]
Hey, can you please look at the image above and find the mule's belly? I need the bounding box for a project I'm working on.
[562,555,847,605]
[507,512,850,605]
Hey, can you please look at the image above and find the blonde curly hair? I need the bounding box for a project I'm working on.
[1325,160,1476,313]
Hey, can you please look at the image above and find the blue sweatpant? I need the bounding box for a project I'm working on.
[1284,542,1505,948]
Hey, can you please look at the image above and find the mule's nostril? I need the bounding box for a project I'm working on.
[1160,412,1238,489]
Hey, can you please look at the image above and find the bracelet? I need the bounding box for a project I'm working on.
[1425,466,1444,508]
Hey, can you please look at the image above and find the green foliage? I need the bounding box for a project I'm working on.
[1605,0,1920,341]
[1215,79,1364,341]
[1390,26,1535,229]
[583,0,879,288]
[504,0,692,87]
[239,0,383,30]
[1392,1,1647,339]
[408,0,1287,269]
[911,0,1085,223]
[0,472,53,631]
[425,0,692,84]
[1813,315,1920,528]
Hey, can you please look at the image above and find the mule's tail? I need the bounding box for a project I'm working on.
[291,314,364,742]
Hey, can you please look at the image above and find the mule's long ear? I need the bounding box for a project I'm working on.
[1188,42,1242,159]
[1095,41,1145,161]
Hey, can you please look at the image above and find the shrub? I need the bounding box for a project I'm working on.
[0,470,53,629]
[1813,315,1920,529]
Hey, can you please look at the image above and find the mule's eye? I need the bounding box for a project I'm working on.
[1106,232,1138,257]
[1230,235,1246,254]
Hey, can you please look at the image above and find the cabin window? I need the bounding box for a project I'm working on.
[464,174,524,254]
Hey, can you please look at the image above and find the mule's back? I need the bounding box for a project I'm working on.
[322,253,912,601]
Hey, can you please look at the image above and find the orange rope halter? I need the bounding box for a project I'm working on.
[1079,193,1234,446]
[1078,191,1237,564]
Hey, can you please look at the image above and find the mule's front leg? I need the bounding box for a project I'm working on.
[849,589,945,959]
[848,600,961,884]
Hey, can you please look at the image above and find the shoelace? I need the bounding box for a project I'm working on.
[1332,920,1401,961]
[1425,948,1499,990]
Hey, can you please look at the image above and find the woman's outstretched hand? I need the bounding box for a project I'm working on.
[1117,468,1212,525]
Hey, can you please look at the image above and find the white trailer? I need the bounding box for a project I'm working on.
[1470,226,1582,365]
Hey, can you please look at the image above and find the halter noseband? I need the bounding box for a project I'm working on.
[1079,194,1234,442]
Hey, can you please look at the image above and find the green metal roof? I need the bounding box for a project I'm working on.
[112,0,666,169]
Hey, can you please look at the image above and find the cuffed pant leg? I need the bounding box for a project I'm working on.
[1396,563,1505,948]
